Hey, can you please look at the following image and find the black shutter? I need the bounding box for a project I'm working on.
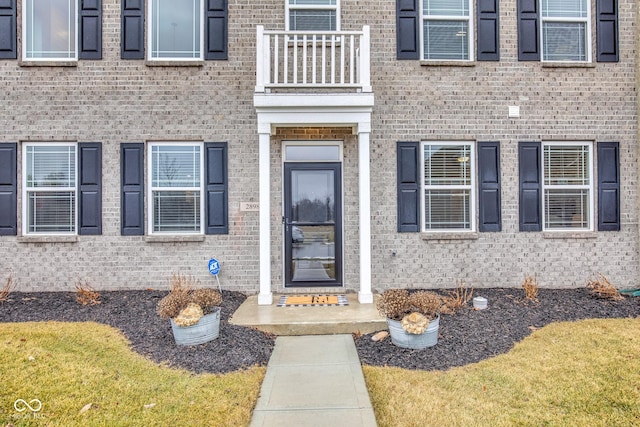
[596,0,619,62]
[0,143,17,235]
[205,0,228,60]
[517,0,540,61]
[120,143,145,236]
[477,142,501,232]
[519,142,542,231]
[396,0,419,60]
[79,0,102,59]
[477,0,500,61]
[0,0,16,59]
[78,143,102,235]
[397,142,420,232]
[598,142,620,231]
[121,0,144,59]
[205,142,228,234]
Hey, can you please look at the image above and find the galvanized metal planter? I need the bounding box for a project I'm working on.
[387,315,439,349]
[170,307,221,346]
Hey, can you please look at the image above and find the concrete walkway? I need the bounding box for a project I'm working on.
[250,334,377,427]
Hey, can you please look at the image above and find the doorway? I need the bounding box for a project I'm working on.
[283,162,342,287]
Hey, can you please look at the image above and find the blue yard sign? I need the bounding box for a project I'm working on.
[208,258,221,292]
[208,258,220,275]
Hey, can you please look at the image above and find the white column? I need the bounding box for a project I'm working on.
[258,132,273,305]
[358,131,373,303]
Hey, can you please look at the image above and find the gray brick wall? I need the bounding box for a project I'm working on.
[0,0,637,292]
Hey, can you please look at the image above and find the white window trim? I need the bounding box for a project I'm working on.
[147,0,205,61]
[420,141,476,232]
[419,0,474,62]
[285,0,341,31]
[22,142,78,236]
[540,0,592,62]
[147,142,205,235]
[541,141,594,231]
[22,0,79,61]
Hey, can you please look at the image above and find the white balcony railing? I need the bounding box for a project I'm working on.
[255,25,371,93]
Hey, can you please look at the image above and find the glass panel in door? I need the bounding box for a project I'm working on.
[284,163,342,287]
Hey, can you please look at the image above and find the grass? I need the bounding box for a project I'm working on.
[0,321,265,426]
[363,317,640,427]
[3,318,640,426]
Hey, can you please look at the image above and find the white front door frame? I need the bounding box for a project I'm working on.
[254,93,374,305]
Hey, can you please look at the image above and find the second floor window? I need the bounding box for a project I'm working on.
[149,0,203,60]
[24,0,77,60]
[286,0,339,31]
[422,0,473,61]
[541,0,590,62]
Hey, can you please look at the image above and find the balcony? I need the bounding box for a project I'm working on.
[255,26,371,94]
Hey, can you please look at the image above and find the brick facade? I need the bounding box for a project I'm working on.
[0,0,637,293]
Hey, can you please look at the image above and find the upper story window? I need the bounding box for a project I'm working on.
[421,0,473,61]
[542,142,593,230]
[286,0,339,31]
[23,144,77,234]
[541,0,591,62]
[148,143,204,234]
[422,142,476,231]
[148,0,203,60]
[23,0,77,60]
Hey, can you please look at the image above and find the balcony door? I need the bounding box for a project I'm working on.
[284,162,342,287]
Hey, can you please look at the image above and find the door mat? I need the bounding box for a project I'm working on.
[277,295,349,307]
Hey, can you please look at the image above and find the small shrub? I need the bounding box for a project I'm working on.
[189,288,223,314]
[75,280,101,306]
[377,289,443,323]
[522,274,539,302]
[408,291,442,321]
[376,289,411,321]
[0,274,16,303]
[587,273,623,301]
[156,274,194,319]
[157,274,222,321]
[441,280,474,314]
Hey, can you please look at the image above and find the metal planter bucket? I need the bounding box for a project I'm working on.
[170,307,221,346]
[387,315,440,349]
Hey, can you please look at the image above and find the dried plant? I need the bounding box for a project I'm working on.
[0,274,16,303]
[401,312,429,334]
[75,280,101,306]
[522,274,539,302]
[377,289,443,323]
[376,289,411,321]
[441,280,474,314]
[587,273,623,301]
[189,288,223,314]
[157,274,222,321]
[173,303,204,327]
[408,291,443,321]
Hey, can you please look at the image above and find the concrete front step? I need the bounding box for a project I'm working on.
[229,294,387,336]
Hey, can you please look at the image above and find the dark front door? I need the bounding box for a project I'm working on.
[284,162,342,287]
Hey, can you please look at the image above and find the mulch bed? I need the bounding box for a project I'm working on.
[355,288,640,371]
[0,290,275,374]
[1,288,638,374]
